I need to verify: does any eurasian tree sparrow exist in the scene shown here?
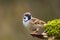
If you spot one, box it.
[23,12,48,38]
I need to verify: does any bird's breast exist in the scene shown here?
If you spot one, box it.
[23,20,34,33]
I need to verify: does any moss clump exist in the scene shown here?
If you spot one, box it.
[45,19,60,39]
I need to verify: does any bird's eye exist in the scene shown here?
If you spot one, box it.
[24,17,26,19]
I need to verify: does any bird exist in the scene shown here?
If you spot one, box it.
[23,12,48,38]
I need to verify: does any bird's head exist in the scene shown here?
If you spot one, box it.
[23,12,32,22]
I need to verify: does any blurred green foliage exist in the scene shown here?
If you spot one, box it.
[45,19,60,39]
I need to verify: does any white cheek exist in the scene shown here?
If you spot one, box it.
[24,16,28,22]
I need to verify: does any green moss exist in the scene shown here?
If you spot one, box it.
[45,19,60,38]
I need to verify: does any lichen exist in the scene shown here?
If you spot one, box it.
[45,19,60,39]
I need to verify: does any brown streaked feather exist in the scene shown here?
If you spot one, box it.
[29,17,46,26]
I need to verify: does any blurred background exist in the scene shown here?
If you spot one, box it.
[0,0,60,40]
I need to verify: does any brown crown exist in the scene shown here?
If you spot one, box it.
[24,12,31,16]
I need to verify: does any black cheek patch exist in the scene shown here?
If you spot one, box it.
[28,15,31,20]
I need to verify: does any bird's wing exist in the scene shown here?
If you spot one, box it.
[29,17,46,27]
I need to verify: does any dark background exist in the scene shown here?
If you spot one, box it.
[0,0,60,40]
